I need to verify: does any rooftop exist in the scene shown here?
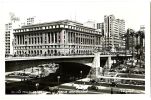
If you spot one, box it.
[22,19,83,28]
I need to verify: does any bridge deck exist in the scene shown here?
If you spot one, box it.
[5,54,132,61]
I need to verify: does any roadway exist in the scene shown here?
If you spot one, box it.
[5,54,132,61]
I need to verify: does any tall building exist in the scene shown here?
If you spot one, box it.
[5,20,20,56]
[13,20,104,56]
[116,19,126,49]
[104,15,125,52]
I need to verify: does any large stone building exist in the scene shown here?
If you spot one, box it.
[13,20,104,56]
[104,15,125,52]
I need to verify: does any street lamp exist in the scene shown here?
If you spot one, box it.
[80,70,82,79]
[57,76,60,88]
[23,69,25,81]
[35,83,39,94]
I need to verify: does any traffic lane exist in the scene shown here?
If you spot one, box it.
[74,81,145,90]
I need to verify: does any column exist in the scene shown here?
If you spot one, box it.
[53,32,55,43]
[20,35,21,44]
[39,34,41,44]
[68,32,70,43]
[51,32,53,43]
[49,32,51,43]
[71,32,73,43]
[74,32,76,44]
[92,52,101,77]
[105,56,112,69]
[56,32,58,43]
[42,33,45,44]
[18,35,20,45]
[33,36,35,44]
[60,30,65,44]
[22,35,24,44]
[23,35,25,44]
[46,33,49,44]
[16,35,18,45]
[57,32,60,43]
[27,34,29,45]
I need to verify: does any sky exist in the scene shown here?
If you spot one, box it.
[0,0,149,31]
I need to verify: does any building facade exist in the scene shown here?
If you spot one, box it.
[5,23,12,55]
[104,15,125,52]
[5,20,21,56]
[96,22,104,34]
[13,20,103,56]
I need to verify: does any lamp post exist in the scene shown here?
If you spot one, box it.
[80,70,83,85]
[80,70,82,79]
[35,83,39,94]
[57,76,60,89]
[23,69,25,81]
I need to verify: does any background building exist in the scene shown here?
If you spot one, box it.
[5,13,20,56]
[104,15,125,52]
[26,16,36,25]
[13,20,104,56]
[96,22,104,34]
[84,20,96,29]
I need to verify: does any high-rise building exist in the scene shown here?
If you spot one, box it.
[13,20,104,56]
[5,20,21,56]
[104,15,125,52]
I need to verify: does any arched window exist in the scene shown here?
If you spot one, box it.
[48,50,50,54]
[28,50,30,54]
[40,50,42,54]
[34,50,36,55]
[51,50,53,54]
[37,50,39,55]
[31,50,33,54]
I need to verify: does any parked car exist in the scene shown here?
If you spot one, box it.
[75,84,88,90]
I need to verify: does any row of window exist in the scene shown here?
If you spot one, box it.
[14,45,99,50]
[15,49,94,56]
[14,24,101,34]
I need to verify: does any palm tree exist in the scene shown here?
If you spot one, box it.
[138,31,145,68]
[135,32,140,63]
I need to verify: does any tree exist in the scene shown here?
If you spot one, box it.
[135,44,141,63]
[138,31,145,68]
[130,31,135,57]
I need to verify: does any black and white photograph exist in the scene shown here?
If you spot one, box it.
[0,0,150,99]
